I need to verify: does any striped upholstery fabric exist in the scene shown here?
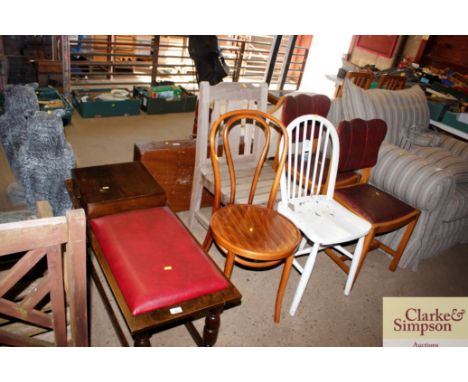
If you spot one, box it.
[341,80,430,146]
[326,93,468,270]
[370,143,458,270]
[411,147,468,184]
[441,184,468,222]
[327,97,344,127]
[439,135,468,161]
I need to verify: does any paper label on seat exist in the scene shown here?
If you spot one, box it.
[169,306,183,314]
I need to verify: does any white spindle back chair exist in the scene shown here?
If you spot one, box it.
[277,115,371,316]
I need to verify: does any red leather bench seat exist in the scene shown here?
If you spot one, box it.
[89,206,229,315]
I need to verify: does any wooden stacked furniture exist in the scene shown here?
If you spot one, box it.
[67,161,241,346]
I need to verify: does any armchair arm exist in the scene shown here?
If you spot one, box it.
[370,143,456,211]
[439,135,468,161]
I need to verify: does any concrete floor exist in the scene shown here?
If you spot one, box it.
[64,111,468,347]
[1,110,467,347]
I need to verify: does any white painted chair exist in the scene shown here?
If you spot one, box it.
[277,114,372,316]
[188,81,271,229]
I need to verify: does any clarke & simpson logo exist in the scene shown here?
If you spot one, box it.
[383,297,468,347]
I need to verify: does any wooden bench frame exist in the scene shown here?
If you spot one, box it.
[0,203,87,346]
[88,213,241,347]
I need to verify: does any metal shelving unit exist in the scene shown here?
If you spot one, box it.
[66,35,309,93]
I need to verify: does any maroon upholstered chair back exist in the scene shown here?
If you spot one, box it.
[337,118,387,173]
[281,94,331,142]
[281,94,331,126]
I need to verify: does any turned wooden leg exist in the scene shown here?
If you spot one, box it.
[203,307,222,346]
[275,255,294,323]
[134,334,151,347]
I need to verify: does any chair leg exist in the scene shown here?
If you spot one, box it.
[223,251,235,279]
[188,170,203,229]
[344,236,365,296]
[350,229,375,290]
[202,227,213,251]
[289,242,320,317]
[275,254,294,323]
[389,217,419,272]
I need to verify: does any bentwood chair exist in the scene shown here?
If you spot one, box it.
[203,109,301,323]
[376,74,406,90]
[277,115,372,316]
[334,119,421,280]
[336,71,374,98]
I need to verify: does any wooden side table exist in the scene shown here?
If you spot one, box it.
[65,161,241,346]
[69,161,167,219]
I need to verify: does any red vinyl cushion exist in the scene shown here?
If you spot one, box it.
[281,94,331,139]
[89,206,229,315]
[337,119,387,173]
[335,184,416,224]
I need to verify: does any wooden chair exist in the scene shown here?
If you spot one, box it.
[277,115,372,316]
[0,202,87,346]
[334,119,421,281]
[271,93,361,188]
[203,110,301,323]
[188,81,269,229]
[376,74,406,90]
[336,71,374,97]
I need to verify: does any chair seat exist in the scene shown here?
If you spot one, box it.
[202,159,278,205]
[89,206,229,315]
[335,184,417,224]
[278,197,371,246]
[210,204,301,261]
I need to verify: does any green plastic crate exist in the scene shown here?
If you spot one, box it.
[141,93,197,114]
[428,100,451,121]
[441,112,468,134]
[36,86,74,126]
[73,88,140,118]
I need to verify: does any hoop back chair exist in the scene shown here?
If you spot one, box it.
[0,203,87,346]
[334,119,421,279]
[277,115,371,316]
[377,74,406,90]
[336,71,374,98]
[188,81,269,229]
[203,109,301,323]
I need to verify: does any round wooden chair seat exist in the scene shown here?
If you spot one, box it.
[210,204,301,264]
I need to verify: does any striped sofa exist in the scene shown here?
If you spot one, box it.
[327,80,468,270]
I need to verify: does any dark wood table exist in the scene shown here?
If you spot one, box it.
[65,161,241,346]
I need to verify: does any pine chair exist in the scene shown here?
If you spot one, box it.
[334,119,421,280]
[336,71,374,97]
[376,74,406,90]
[203,109,301,323]
[188,81,269,229]
[277,115,372,316]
